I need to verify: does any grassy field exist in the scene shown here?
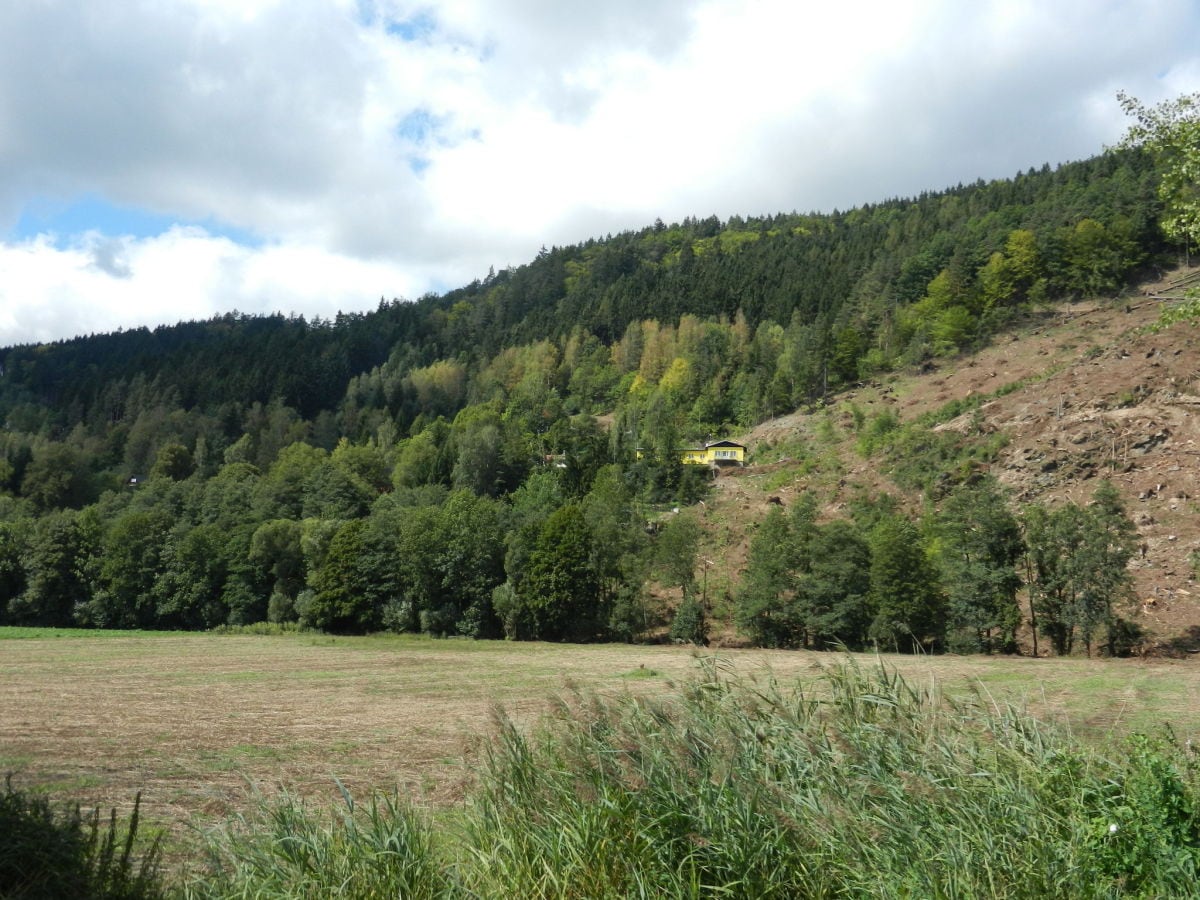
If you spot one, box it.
[3,627,1200,858]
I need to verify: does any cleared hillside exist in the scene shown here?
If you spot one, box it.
[696,266,1200,653]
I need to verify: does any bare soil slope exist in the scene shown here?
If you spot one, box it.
[704,268,1200,652]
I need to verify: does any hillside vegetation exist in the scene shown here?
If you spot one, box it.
[2,95,1200,655]
[707,274,1200,654]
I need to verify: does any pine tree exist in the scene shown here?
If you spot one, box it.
[735,507,803,648]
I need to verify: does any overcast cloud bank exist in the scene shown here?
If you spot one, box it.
[2,0,1198,346]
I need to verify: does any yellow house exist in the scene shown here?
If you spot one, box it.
[688,440,746,466]
[638,440,747,466]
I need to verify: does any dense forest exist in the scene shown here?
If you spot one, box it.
[0,141,1184,653]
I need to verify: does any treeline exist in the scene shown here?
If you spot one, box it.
[0,146,1173,650]
[735,479,1139,657]
[0,413,1145,656]
[0,444,705,642]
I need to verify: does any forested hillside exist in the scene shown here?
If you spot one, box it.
[1,151,1162,436]
[0,135,1192,654]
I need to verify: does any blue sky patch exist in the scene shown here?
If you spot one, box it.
[355,1,438,42]
[397,108,446,174]
[385,9,437,42]
[397,108,440,145]
[12,194,261,247]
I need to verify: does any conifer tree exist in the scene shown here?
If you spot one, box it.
[868,516,945,653]
[735,506,802,648]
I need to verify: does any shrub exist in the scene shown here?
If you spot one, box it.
[668,595,709,646]
[0,777,163,900]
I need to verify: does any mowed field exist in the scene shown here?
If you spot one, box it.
[4,628,1200,852]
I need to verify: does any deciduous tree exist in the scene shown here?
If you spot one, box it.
[1119,91,1200,250]
[735,506,802,648]
[1023,482,1137,656]
[522,504,601,641]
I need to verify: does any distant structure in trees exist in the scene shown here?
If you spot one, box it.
[637,440,746,467]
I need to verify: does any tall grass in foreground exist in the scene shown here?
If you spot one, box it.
[191,783,442,899]
[189,658,1200,898]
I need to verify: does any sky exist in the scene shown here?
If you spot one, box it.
[1,0,1198,347]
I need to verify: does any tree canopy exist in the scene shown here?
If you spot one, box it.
[0,110,1172,654]
[1119,90,1200,250]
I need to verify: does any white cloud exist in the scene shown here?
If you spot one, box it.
[1,0,1198,346]
[0,230,420,345]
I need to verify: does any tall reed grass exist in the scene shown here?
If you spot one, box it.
[190,781,442,899]
[182,657,1200,897]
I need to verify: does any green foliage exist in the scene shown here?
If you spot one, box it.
[148,442,193,482]
[668,594,708,646]
[868,515,946,652]
[0,777,163,900]
[190,661,1200,898]
[854,408,900,456]
[1119,90,1200,247]
[248,519,306,616]
[1084,729,1200,892]
[20,443,93,511]
[0,519,29,623]
[799,519,873,649]
[456,662,1200,897]
[653,511,700,598]
[735,506,801,647]
[867,418,1009,498]
[735,499,929,653]
[932,479,1024,653]
[579,465,650,638]
[1151,293,1200,332]
[1060,217,1144,297]
[1023,481,1138,656]
[978,229,1043,309]
[86,508,173,629]
[303,520,379,633]
[520,504,602,642]
[427,490,506,638]
[9,510,93,628]
[154,523,232,629]
[255,442,327,518]
[191,785,442,900]
[391,424,449,489]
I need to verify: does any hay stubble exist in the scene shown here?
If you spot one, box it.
[3,630,1199,850]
